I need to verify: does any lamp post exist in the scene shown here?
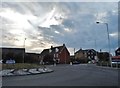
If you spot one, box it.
[23,38,26,48]
[23,38,26,63]
[96,22,112,67]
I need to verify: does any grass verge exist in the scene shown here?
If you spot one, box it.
[2,63,45,70]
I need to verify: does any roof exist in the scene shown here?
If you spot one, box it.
[112,56,120,59]
[0,47,25,50]
[99,52,109,54]
[25,52,40,55]
[115,47,120,51]
[75,49,96,54]
[41,45,67,56]
[41,49,50,55]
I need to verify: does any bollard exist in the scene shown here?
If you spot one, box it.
[54,63,56,66]
[70,62,72,65]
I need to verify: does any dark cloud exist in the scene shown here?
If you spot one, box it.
[1,2,118,54]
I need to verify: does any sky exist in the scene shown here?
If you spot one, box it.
[0,0,119,55]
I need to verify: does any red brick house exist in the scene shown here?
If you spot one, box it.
[40,44,70,64]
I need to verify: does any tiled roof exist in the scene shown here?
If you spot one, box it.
[116,47,120,51]
[112,56,120,59]
[41,46,64,56]
[41,49,50,55]
[75,49,96,54]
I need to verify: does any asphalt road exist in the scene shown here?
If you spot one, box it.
[2,64,119,86]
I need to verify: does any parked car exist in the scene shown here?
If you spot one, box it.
[112,61,120,64]
[72,61,80,64]
[6,59,15,64]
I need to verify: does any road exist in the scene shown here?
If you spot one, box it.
[2,64,119,86]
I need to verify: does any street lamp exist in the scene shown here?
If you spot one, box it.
[23,38,26,48]
[23,38,26,63]
[96,22,112,67]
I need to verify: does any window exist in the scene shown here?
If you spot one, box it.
[117,51,120,53]
[91,56,93,58]
[56,54,58,58]
[55,48,59,52]
[54,54,55,58]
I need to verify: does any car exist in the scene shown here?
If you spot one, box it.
[6,59,15,64]
[88,61,92,64]
[112,61,120,64]
[112,60,120,64]
[72,61,80,64]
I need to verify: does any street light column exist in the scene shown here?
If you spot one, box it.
[105,23,112,67]
[23,38,26,63]
[96,22,112,67]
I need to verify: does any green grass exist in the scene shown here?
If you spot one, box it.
[2,63,45,70]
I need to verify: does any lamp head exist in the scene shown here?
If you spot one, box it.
[96,22,100,24]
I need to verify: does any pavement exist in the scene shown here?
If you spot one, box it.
[2,64,119,86]
[0,67,53,77]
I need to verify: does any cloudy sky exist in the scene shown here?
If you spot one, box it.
[0,0,119,55]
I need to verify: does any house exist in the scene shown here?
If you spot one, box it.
[70,55,75,62]
[25,53,41,64]
[75,48,97,63]
[40,44,70,64]
[75,49,88,63]
[97,52,109,61]
[87,49,97,60]
[115,47,120,56]
[1,47,25,63]
[112,47,120,63]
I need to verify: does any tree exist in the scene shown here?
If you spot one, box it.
[43,54,54,64]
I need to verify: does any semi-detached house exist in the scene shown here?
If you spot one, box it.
[41,44,70,64]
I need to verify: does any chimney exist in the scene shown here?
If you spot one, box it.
[80,48,82,50]
[51,46,53,49]
[63,44,65,47]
